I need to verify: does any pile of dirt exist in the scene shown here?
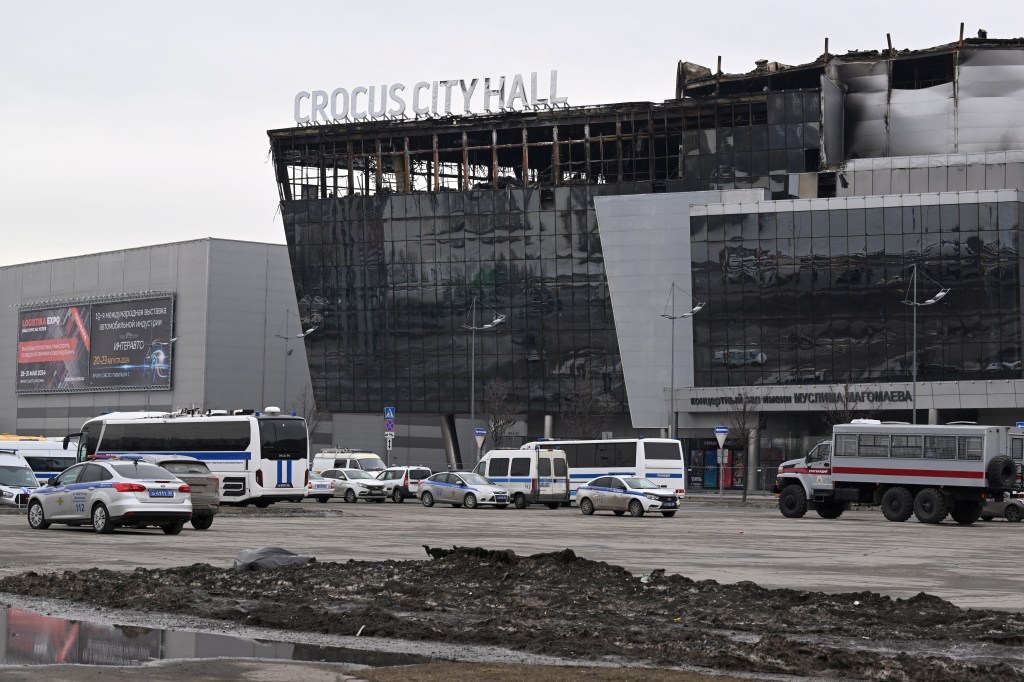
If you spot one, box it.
[2,546,1023,681]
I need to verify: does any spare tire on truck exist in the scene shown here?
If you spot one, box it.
[986,455,1017,489]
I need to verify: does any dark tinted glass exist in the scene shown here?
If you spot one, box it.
[259,419,308,460]
[510,458,531,476]
[488,457,510,477]
[110,463,175,480]
[644,442,682,460]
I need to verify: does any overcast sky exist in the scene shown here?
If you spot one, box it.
[2,2,1020,267]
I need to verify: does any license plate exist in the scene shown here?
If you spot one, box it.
[661,501,677,508]
[149,489,173,498]
[495,496,507,502]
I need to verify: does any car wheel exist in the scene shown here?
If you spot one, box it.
[913,487,948,524]
[612,510,625,516]
[344,489,357,503]
[162,521,184,535]
[1006,505,1023,522]
[880,486,914,522]
[92,503,114,534]
[579,497,595,515]
[628,499,645,517]
[661,511,677,518]
[27,501,49,530]
[464,493,478,509]
[779,484,808,518]
[421,491,434,507]
[514,493,529,509]
[316,496,330,504]
[191,515,214,530]
[392,489,405,503]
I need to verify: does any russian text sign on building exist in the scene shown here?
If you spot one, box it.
[294,71,568,124]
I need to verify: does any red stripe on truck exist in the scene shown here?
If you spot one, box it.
[833,466,985,479]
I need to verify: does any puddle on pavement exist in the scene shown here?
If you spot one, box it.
[0,607,430,667]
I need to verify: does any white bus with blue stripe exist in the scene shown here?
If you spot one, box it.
[519,438,686,500]
[65,408,309,507]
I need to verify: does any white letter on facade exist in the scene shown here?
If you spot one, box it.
[412,81,431,115]
[351,86,368,120]
[506,74,528,109]
[549,70,567,106]
[330,88,349,119]
[294,91,311,124]
[460,78,479,114]
[483,77,505,112]
[388,83,407,117]
[311,90,329,123]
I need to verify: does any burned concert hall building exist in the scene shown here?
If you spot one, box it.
[269,32,1024,484]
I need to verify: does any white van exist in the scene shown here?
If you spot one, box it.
[310,448,386,475]
[473,447,570,509]
[0,437,76,485]
[0,450,40,508]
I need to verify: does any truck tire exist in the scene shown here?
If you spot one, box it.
[986,455,1017,489]
[913,487,948,524]
[815,501,844,519]
[880,487,914,522]
[950,501,982,525]
[778,484,808,518]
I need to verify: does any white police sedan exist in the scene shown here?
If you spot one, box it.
[576,476,681,517]
[27,459,192,534]
[418,471,510,509]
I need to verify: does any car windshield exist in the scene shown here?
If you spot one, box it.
[309,472,324,480]
[622,477,661,489]
[110,463,176,480]
[356,457,385,472]
[346,470,376,479]
[0,465,38,487]
[459,472,493,486]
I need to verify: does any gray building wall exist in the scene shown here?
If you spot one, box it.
[594,189,768,433]
[0,239,312,437]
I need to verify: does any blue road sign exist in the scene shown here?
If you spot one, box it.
[474,427,487,436]
[384,406,396,419]
[714,425,729,434]
[1017,422,1024,429]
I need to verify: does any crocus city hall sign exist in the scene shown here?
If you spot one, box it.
[294,70,568,124]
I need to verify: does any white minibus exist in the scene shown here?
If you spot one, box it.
[519,438,686,499]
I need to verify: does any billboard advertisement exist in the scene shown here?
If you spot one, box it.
[17,295,174,393]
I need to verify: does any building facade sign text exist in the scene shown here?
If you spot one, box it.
[294,70,568,124]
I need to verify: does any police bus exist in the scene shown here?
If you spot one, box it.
[64,408,309,507]
[0,435,76,485]
[519,438,686,499]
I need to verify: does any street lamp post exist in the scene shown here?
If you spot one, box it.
[275,308,317,410]
[659,283,706,438]
[462,294,505,460]
[901,264,950,425]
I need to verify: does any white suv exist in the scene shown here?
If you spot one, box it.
[377,466,432,503]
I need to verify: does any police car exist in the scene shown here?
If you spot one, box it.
[0,451,39,508]
[576,476,680,517]
[27,458,192,534]
[418,471,510,509]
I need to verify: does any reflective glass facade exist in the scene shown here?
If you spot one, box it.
[284,186,631,415]
[691,199,1023,387]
